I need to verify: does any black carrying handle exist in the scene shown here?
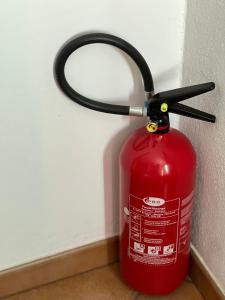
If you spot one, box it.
[54,33,154,115]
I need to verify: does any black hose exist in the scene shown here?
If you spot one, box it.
[54,33,154,115]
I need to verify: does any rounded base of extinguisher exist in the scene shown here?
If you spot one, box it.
[120,255,189,295]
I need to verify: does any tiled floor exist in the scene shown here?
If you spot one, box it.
[6,263,203,300]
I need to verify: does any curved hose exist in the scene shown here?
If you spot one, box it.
[54,33,154,115]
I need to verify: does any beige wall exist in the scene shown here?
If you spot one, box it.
[181,0,225,293]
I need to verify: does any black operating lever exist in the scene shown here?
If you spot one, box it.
[148,82,216,123]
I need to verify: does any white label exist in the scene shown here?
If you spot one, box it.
[129,194,180,265]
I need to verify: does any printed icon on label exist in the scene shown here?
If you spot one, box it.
[163,244,174,255]
[134,242,145,253]
[148,246,161,256]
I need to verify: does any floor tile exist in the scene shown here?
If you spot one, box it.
[5,263,203,300]
[5,264,136,300]
[137,281,203,300]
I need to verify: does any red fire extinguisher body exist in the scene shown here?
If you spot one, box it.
[120,127,196,295]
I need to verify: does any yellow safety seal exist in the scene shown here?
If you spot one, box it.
[146,122,158,133]
[161,102,168,112]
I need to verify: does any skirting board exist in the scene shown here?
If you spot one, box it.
[190,246,225,300]
[0,237,119,299]
[0,237,223,299]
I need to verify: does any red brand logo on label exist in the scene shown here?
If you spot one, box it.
[143,197,165,207]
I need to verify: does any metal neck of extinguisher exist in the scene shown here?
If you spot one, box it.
[54,33,216,134]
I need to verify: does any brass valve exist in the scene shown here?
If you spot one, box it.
[146,122,158,133]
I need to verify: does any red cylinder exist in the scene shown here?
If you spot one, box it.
[119,127,196,295]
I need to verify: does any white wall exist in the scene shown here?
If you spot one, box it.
[0,0,185,270]
[181,0,225,293]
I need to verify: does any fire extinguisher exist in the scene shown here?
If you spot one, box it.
[54,33,216,295]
